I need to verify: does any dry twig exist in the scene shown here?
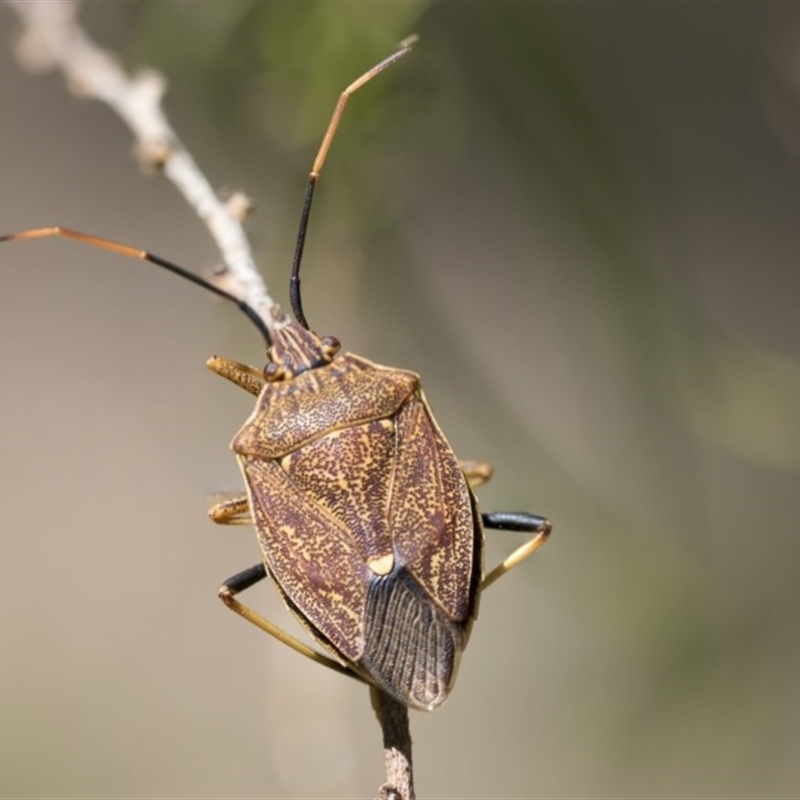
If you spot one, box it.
[372,688,415,800]
[5,0,283,330]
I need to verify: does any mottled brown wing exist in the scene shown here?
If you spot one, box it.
[389,393,480,624]
[356,392,481,709]
[278,421,395,565]
[240,456,369,662]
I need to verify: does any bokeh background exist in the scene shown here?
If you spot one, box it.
[2,2,800,798]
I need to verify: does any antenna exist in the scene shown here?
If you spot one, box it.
[289,35,418,329]
[0,227,273,346]
[1,37,418,344]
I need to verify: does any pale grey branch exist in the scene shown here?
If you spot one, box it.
[372,688,415,800]
[4,0,284,330]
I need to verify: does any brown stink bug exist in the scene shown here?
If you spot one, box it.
[1,37,550,710]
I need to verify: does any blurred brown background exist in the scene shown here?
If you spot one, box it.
[1,2,799,798]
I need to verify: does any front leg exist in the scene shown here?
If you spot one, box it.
[206,355,265,396]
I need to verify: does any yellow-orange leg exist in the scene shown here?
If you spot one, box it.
[461,459,494,490]
[208,495,252,526]
[206,355,264,397]
[208,494,365,681]
[481,512,551,591]
[217,563,363,682]
[461,460,550,587]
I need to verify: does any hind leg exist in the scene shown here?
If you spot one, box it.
[481,511,551,590]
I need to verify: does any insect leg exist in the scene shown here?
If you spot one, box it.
[206,356,264,397]
[219,564,365,682]
[480,512,551,591]
[208,495,252,526]
[460,459,494,489]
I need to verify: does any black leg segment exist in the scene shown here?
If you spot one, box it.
[217,561,358,678]
[221,562,267,596]
[482,511,550,533]
[481,511,552,590]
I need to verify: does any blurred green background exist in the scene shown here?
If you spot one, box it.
[1,1,799,798]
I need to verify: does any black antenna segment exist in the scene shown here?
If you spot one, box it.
[0,227,273,346]
[289,34,418,329]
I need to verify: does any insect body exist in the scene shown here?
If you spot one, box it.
[215,323,481,709]
[2,38,551,711]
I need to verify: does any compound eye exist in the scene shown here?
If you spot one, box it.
[263,361,285,382]
[321,335,341,357]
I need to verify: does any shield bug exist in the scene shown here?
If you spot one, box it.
[2,37,550,711]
